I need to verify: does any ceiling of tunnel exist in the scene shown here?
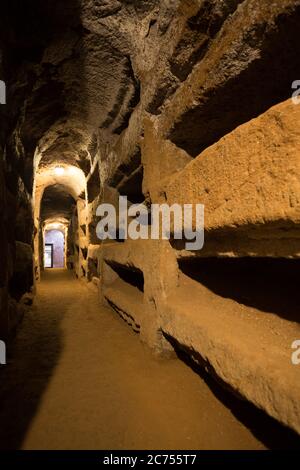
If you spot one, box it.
[35,121,92,175]
[34,164,86,204]
[40,184,76,222]
[1,0,159,188]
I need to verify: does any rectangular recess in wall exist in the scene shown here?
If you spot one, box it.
[103,260,144,333]
[117,165,144,204]
[160,255,300,436]
[109,148,141,188]
[177,257,300,323]
[104,260,144,292]
[87,163,100,203]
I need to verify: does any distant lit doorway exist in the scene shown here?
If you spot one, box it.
[44,230,65,268]
[44,244,53,268]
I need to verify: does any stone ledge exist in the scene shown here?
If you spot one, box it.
[160,273,300,434]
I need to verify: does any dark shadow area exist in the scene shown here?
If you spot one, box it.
[178,257,300,323]
[168,5,300,157]
[8,269,33,302]
[112,56,141,135]
[107,148,145,205]
[87,164,101,203]
[106,298,141,333]
[81,247,88,260]
[0,271,67,450]
[147,0,244,114]
[105,260,144,292]
[87,257,98,281]
[109,148,141,187]
[117,165,144,204]
[41,185,76,222]
[0,0,83,192]
[163,333,300,450]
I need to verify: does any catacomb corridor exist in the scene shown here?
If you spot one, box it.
[0,0,300,453]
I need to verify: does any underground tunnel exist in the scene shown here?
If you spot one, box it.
[0,0,300,457]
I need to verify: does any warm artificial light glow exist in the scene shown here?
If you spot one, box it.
[45,222,66,231]
[68,166,78,175]
[54,166,65,176]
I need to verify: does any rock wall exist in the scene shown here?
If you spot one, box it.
[0,22,34,342]
[92,0,300,434]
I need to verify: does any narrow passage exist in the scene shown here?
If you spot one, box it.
[0,270,294,450]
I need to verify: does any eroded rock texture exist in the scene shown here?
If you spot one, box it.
[1,0,300,436]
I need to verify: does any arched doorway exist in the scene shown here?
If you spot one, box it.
[44,229,65,268]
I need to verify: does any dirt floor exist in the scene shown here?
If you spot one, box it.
[0,269,298,450]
